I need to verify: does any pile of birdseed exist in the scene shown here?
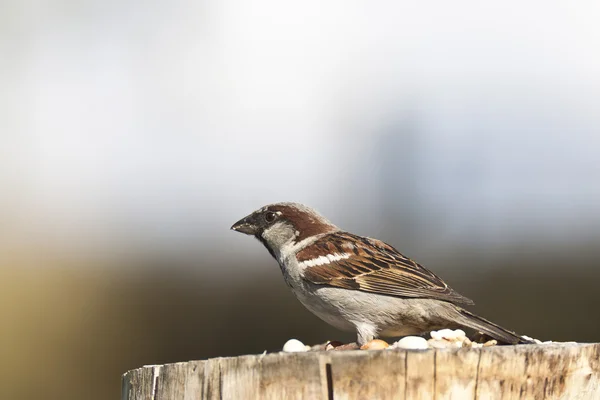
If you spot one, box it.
[281,330,556,353]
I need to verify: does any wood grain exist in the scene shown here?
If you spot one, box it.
[122,343,600,400]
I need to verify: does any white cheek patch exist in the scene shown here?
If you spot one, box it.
[262,221,290,239]
[298,253,351,268]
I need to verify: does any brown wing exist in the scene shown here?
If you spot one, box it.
[297,232,474,306]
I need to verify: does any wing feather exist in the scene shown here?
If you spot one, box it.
[298,232,474,306]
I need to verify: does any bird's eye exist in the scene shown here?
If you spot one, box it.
[264,211,277,223]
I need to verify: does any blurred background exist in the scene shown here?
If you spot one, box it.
[1,1,600,399]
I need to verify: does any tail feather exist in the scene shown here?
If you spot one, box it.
[457,309,534,345]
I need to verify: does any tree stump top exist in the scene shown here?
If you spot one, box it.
[122,342,600,400]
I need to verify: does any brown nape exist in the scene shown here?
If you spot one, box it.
[269,204,338,242]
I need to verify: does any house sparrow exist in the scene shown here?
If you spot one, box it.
[231,202,532,346]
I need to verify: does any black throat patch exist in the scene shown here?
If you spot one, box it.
[256,234,277,260]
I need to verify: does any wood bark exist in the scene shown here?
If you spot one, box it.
[122,343,600,400]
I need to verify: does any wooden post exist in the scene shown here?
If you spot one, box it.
[122,343,599,400]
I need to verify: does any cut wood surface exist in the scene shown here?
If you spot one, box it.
[122,343,599,400]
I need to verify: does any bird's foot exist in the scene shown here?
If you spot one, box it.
[304,341,352,351]
[332,342,360,351]
[320,341,359,351]
[311,339,390,351]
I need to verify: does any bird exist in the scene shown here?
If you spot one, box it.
[231,202,532,347]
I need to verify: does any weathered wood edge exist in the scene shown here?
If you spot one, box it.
[122,343,600,400]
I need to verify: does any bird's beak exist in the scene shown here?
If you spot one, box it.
[231,214,259,235]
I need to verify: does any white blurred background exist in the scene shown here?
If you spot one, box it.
[1,1,599,399]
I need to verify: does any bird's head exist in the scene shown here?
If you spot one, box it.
[231,202,339,257]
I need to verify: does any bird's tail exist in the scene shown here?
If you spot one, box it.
[457,308,534,345]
